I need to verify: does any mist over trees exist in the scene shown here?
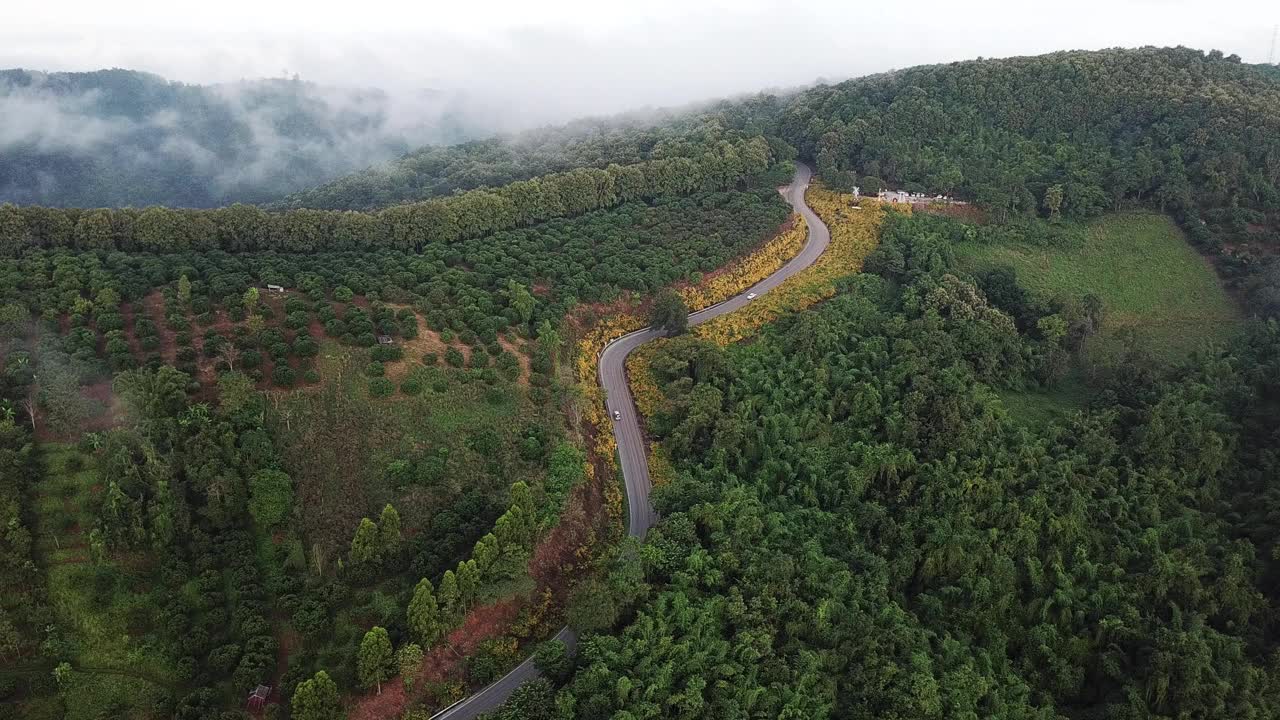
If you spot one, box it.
[275,111,765,211]
[0,68,504,208]
[4,42,1280,720]
[0,136,774,253]
[275,46,1280,315]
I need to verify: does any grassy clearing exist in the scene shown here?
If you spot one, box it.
[272,341,561,555]
[994,367,1091,428]
[954,212,1243,362]
[28,445,177,720]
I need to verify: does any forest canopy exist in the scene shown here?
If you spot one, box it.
[5,44,1280,720]
[0,137,774,255]
[551,210,1280,719]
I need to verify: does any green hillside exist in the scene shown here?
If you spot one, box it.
[955,212,1243,362]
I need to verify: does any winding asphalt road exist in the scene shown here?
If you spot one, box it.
[431,162,829,720]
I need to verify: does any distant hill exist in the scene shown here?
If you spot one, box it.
[1254,62,1280,82]
[273,103,744,211]
[0,68,501,208]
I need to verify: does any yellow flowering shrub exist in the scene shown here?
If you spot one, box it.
[678,214,807,309]
[647,445,678,487]
[624,342,665,420]
[572,312,646,522]
[694,187,890,346]
[622,215,808,424]
[568,209,834,517]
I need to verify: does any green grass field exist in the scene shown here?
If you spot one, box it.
[26,446,178,720]
[271,341,561,556]
[955,212,1243,427]
[955,212,1243,363]
[994,368,1092,428]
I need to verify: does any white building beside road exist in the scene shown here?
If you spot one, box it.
[876,189,965,205]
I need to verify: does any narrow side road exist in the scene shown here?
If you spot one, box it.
[431,162,829,720]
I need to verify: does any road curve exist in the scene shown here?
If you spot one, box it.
[431,162,828,720]
[598,162,826,538]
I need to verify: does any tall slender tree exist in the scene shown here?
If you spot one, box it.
[358,627,394,695]
[408,578,443,646]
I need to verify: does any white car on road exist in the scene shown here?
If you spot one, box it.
[613,410,622,421]
[746,292,757,300]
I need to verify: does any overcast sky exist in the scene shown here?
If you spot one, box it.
[4,0,1278,123]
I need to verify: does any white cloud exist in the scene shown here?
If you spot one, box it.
[2,0,1276,125]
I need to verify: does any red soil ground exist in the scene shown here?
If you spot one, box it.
[142,291,178,366]
[120,302,144,357]
[345,596,522,720]
[344,448,611,718]
[33,378,121,443]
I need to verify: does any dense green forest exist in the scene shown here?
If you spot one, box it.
[1252,62,1280,83]
[0,69,496,208]
[752,48,1280,312]
[4,45,1280,720]
[542,210,1280,719]
[0,137,790,717]
[288,47,1280,314]
[0,136,774,255]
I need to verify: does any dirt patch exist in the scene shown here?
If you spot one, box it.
[529,486,600,596]
[446,597,522,657]
[267,625,301,707]
[345,596,523,720]
[120,303,143,359]
[81,379,112,405]
[192,311,237,398]
[915,202,986,223]
[382,305,473,383]
[143,291,177,366]
[496,336,531,385]
[82,379,124,427]
[309,316,328,341]
[256,353,276,391]
[33,378,121,443]
[261,292,287,318]
[210,310,235,336]
[567,296,648,338]
[346,679,407,720]
[185,313,217,388]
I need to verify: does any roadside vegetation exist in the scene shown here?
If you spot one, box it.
[546,208,1280,719]
[0,132,792,717]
